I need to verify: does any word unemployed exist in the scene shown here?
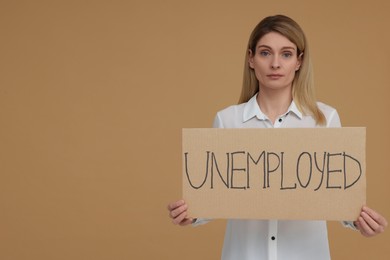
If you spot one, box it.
[184,150,362,191]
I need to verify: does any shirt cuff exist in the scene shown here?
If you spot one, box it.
[342,221,359,231]
[192,218,212,227]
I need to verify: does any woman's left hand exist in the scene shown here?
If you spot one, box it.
[354,206,388,237]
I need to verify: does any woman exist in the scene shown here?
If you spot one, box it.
[168,15,387,259]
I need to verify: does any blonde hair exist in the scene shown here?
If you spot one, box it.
[238,15,326,125]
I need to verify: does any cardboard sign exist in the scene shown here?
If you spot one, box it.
[182,128,366,221]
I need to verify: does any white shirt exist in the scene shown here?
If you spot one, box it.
[194,94,354,260]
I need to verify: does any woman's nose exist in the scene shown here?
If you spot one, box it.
[271,57,281,69]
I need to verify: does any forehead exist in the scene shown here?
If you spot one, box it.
[256,32,297,50]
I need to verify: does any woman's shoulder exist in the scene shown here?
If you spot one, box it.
[316,101,338,116]
[316,101,341,127]
[216,102,246,116]
[213,102,247,128]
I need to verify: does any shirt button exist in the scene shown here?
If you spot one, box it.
[278,118,282,122]
[271,236,276,240]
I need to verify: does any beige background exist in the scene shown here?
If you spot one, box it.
[0,1,389,259]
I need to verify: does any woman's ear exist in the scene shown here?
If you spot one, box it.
[248,49,254,69]
[296,52,303,71]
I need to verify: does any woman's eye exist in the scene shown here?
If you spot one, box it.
[282,52,293,58]
[259,51,270,56]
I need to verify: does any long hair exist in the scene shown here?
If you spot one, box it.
[238,15,326,125]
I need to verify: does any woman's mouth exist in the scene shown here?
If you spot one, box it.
[267,74,283,79]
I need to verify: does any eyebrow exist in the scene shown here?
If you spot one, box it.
[257,45,296,51]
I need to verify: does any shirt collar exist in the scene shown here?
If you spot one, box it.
[242,93,303,122]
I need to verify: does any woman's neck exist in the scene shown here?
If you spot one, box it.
[257,87,292,124]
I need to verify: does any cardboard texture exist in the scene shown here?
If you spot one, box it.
[182,128,366,221]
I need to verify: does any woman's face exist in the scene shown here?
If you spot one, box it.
[249,32,302,92]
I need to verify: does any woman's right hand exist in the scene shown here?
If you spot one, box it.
[167,200,195,226]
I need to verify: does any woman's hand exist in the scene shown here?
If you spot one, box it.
[354,206,388,237]
[167,200,194,226]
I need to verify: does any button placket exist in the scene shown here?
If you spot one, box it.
[268,220,278,260]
